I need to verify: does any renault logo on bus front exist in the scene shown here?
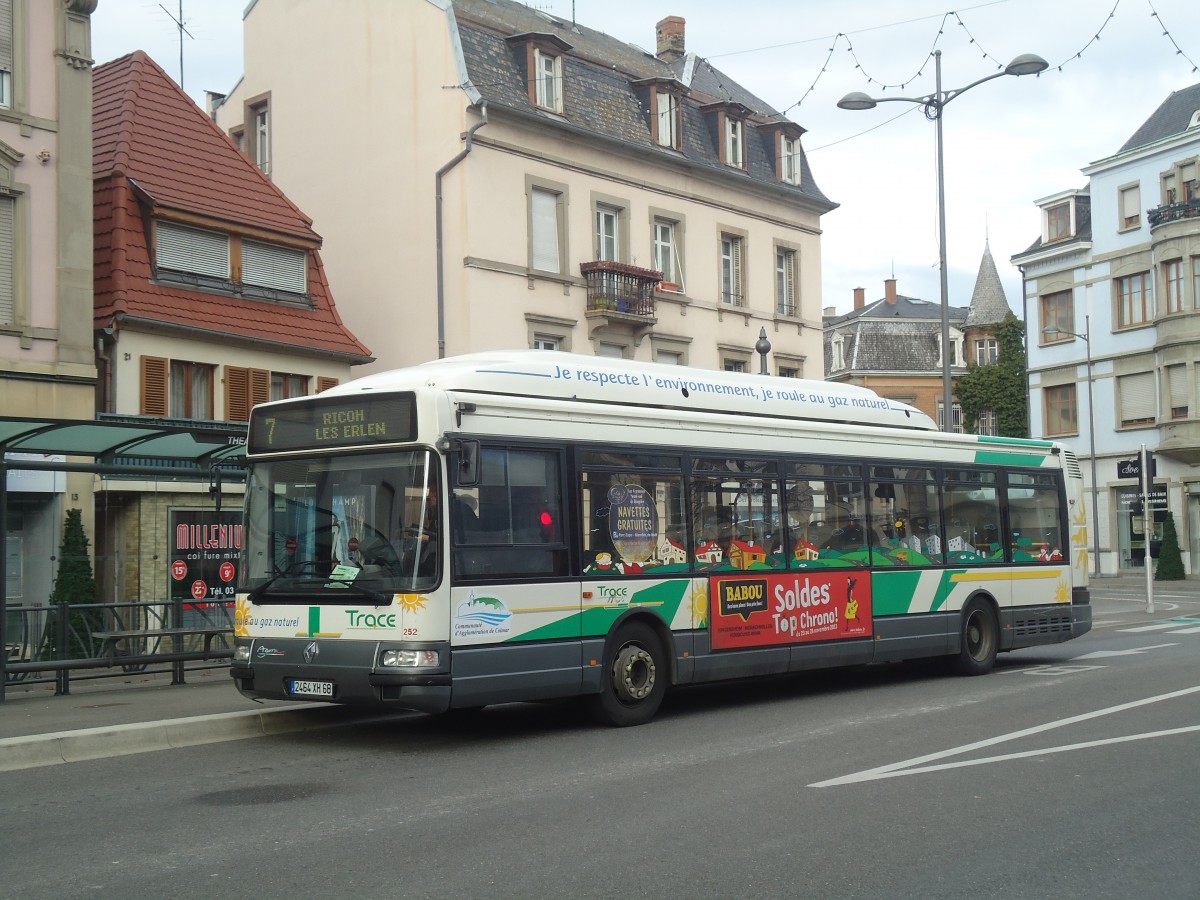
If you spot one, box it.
[303,641,319,664]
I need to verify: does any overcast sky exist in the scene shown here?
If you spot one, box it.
[92,0,1200,317]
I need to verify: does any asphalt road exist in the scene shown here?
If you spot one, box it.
[3,587,1198,900]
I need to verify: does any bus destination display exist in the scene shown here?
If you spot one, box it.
[248,394,415,453]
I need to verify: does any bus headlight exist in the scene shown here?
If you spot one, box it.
[380,649,441,668]
[233,645,252,664]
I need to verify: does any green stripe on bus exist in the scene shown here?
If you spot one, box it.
[873,569,965,615]
[872,570,922,616]
[972,451,1046,467]
[308,606,320,636]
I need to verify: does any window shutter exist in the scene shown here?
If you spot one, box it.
[531,189,560,272]
[1121,186,1140,220]
[225,366,248,421]
[1182,162,1197,184]
[1168,365,1188,408]
[317,376,339,393]
[1119,372,1155,424]
[0,0,13,73]
[732,238,743,304]
[0,195,13,325]
[242,240,307,293]
[225,366,271,421]
[141,356,169,417]
[156,221,230,279]
[249,368,270,408]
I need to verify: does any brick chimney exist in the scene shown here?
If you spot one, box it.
[884,278,897,305]
[853,287,865,310]
[656,16,686,63]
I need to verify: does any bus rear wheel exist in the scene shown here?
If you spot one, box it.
[590,622,666,727]
[953,597,998,676]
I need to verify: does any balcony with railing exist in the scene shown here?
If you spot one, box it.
[580,260,662,317]
[1148,197,1200,229]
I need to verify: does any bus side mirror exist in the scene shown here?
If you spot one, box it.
[456,440,479,486]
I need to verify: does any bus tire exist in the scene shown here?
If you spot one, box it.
[590,622,667,727]
[953,597,998,676]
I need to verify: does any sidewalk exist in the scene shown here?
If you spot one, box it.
[0,669,380,772]
[2,573,1196,772]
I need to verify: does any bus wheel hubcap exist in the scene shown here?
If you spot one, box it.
[615,645,655,702]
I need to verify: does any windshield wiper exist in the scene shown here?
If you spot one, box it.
[247,560,327,602]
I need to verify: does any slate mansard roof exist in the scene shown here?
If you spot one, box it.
[1119,81,1200,153]
[823,294,970,377]
[93,51,372,362]
[448,0,835,212]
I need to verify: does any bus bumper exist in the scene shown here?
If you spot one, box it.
[230,637,452,714]
[1072,602,1093,638]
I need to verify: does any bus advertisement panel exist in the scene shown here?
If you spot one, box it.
[711,571,871,649]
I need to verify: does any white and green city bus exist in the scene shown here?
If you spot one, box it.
[231,351,1092,726]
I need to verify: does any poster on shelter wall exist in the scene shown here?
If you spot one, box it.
[169,510,243,617]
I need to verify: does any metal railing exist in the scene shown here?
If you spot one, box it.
[1148,198,1200,228]
[580,260,661,317]
[3,599,234,697]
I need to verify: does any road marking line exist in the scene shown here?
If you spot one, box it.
[1118,623,1187,632]
[812,726,1200,785]
[1168,626,1200,634]
[1074,643,1178,659]
[810,683,1200,788]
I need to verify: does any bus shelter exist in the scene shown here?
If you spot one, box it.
[1,416,247,699]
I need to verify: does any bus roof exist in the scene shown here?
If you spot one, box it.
[324,351,939,432]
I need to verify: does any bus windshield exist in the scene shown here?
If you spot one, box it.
[240,449,439,599]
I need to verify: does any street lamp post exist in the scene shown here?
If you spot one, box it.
[838,50,1048,433]
[1044,316,1101,578]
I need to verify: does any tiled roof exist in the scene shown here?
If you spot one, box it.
[93,51,371,361]
[823,294,968,377]
[450,0,834,211]
[964,244,1012,327]
[1119,81,1200,153]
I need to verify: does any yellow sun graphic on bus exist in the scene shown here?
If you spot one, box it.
[234,595,251,637]
[1054,579,1070,603]
[690,580,709,628]
[395,593,429,613]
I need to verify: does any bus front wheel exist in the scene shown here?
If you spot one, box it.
[590,622,667,727]
[953,597,998,676]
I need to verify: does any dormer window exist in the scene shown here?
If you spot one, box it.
[534,48,562,112]
[507,33,573,115]
[655,89,680,149]
[703,102,753,171]
[633,77,686,151]
[831,333,845,371]
[725,118,744,168]
[780,134,800,185]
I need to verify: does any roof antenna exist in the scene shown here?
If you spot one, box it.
[158,2,194,90]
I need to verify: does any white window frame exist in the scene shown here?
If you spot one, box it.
[595,205,619,262]
[534,48,562,113]
[0,0,12,111]
[720,235,743,306]
[533,334,561,351]
[776,248,796,316]
[725,117,744,168]
[1165,259,1184,314]
[781,135,800,185]
[975,337,998,365]
[655,90,678,149]
[253,105,270,175]
[654,219,676,284]
[936,400,965,435]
